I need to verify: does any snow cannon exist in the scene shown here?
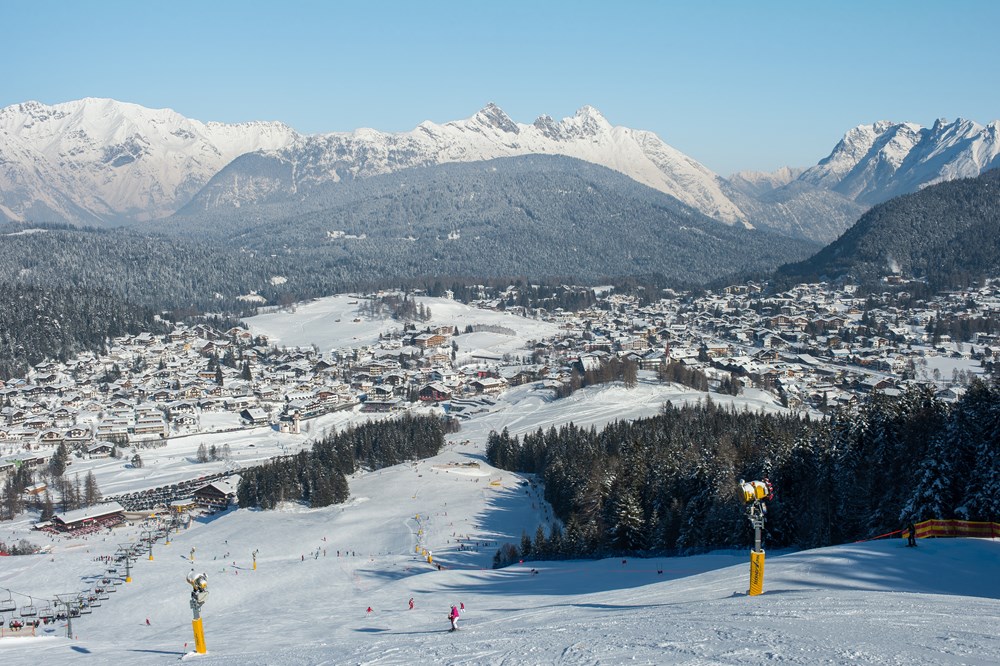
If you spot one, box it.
[187,571,208,595]
[738,479,772,597]
[739,479,773,505]
[186,571,209,654]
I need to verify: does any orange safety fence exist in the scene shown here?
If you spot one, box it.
[908,519,1000,540]
[0,624,37,638]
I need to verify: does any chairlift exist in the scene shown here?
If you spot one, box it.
[38,604,54,621]
[69,606,80,618]
[91,597,102,607]
[0,591,15,614]
[79,604,93,615]
[111,577,122,586]
[105,585,116,594]
[20,604,37,618]
[98,590,109,600]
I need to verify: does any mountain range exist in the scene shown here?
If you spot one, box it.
[3,98,1000,243]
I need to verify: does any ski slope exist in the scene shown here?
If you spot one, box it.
[2,431,998,665]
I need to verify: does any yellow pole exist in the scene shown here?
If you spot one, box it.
[125,575,132,583]
[253,559,257,571]
[192,617,207,654]
[749,550,765,596]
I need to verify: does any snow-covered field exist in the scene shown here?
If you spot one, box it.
[244,295,562,359]
[2,297,997,664]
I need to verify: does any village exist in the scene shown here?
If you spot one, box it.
[1,276,997,519]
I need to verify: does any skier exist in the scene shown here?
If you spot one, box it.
[145,618,151,626]
[906,522,918,547]
[408,598,415,610]
[448,604,460,631]
[366,606,373,616]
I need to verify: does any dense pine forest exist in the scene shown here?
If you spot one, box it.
[0,280,167,379]
[777,168,1000,291]
[236,415,451,510]
[487,381,1000,566]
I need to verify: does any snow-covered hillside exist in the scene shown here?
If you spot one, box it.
[1,298,998,664]
[1,405,997,664]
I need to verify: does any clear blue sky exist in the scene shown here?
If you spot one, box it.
[3,0,999,175]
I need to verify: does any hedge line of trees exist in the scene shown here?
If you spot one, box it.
[487,380,1000,565]
[237,415,450,510]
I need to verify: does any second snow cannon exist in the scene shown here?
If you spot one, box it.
[739,479,773,505]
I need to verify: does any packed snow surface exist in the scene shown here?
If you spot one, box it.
[2,299,998,664]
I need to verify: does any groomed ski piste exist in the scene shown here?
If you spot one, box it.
[1,295,998,664]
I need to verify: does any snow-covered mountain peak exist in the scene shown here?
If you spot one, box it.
[555,105,612,139]
[797,116,1000,206]
[471,102,519,134]
[531,113,560,139]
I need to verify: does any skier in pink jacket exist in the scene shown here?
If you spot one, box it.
[448,604,460,631]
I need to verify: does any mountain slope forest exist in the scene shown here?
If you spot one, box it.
[165,155,820,285]
[777,168,1000,289]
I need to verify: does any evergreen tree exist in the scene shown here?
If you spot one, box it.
[49,442,69,478]
[84,471,102,506]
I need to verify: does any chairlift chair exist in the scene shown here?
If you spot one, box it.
[105,585,116,594]
[0,592,15,613]
[20,604,37,618]
[98,590,109,600]
[79,604,93,615]
[69,606,80,618]
[38,603,55,621]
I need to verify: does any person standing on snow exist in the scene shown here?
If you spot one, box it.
[448,604,461,631]
[408,598,415,610]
